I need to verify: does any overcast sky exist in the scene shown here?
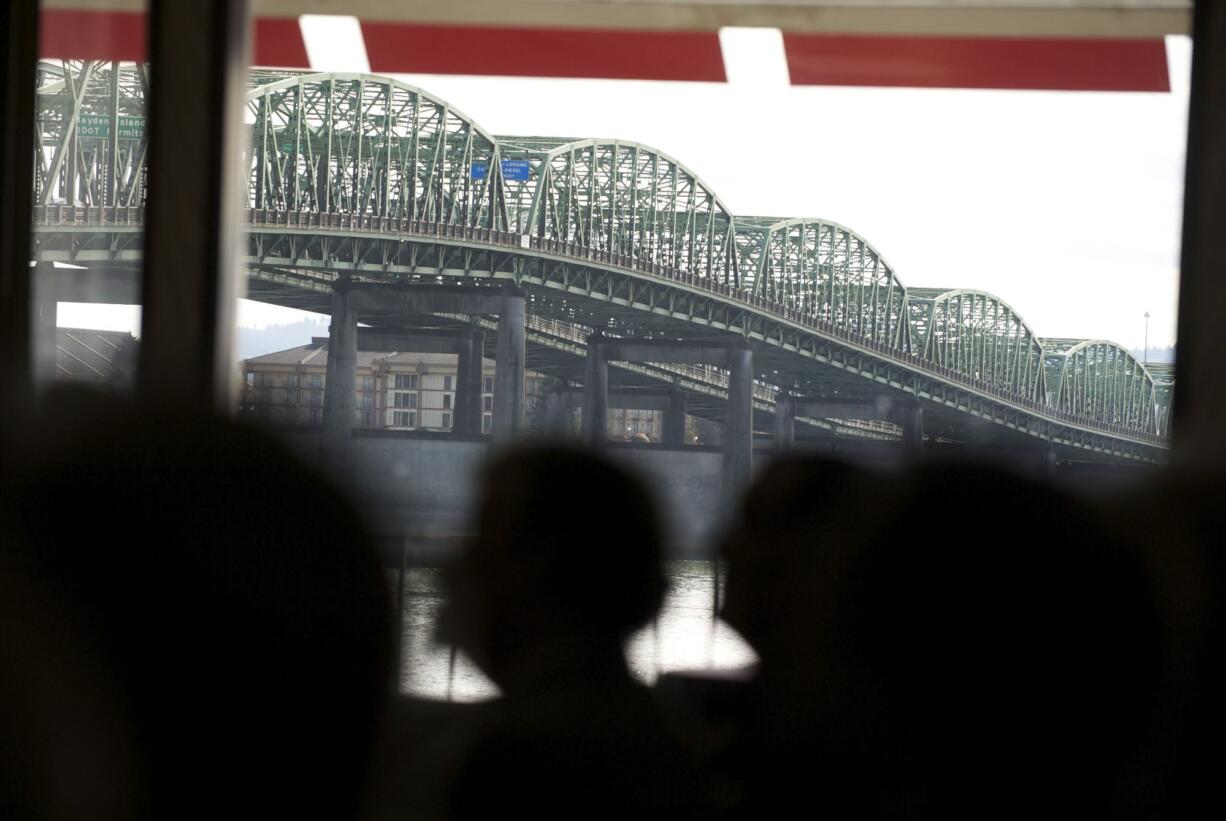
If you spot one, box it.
[60,22,1191,352]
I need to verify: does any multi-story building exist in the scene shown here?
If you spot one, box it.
[241,338,546,433]
[606,407,663,442]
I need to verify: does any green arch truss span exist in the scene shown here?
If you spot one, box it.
[1042,339,1163,435]
[734,217,909,350]
[31,64,1175,442]
[245,71,502,227]
[34,61,150,208]
[498,136,737,283]
[908,288,1046,404]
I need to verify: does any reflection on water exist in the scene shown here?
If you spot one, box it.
[394,560,758,701]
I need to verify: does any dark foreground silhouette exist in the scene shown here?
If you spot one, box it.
[434,445,702,818]
[717,458,1168,820]
[5,394,1218,820]
[1,388,394,820]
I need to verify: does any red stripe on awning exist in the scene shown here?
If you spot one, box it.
[362,22,726,82]
[40,10,308,68]
[254,18,310,69]
[41,9,146,62]
[783,34,1170,92]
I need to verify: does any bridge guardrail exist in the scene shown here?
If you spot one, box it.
[33,205,1168,447]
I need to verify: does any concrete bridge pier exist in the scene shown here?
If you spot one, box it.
[581,339,609,446]
[29,261,60,388]
[773,394,796,451]
[542,386,578,435]
[453,329,485,436]
[322,280,357,435]
[723,346,755,503]
[492,293,525,443]
[664,388,688,446]
[899,404,925,460]
[581,336,753,500]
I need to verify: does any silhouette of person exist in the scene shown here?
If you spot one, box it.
[434,445,701,818]
[712,456,898,817]
[719,458,1165,820]
[2,387,394,820]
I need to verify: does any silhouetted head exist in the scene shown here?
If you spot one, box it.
[438,445,667,692]
[4,387,394,819]
[720,456,895,669]
[809,464,1164,819]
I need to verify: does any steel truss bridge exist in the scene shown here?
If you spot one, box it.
[30,62,1173,462]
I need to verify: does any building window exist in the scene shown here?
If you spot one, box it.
[311,374,323,388]
[286,373,298,387]
[483,396,493,412]
[360,376,373,391]
[313,391,323,407]
[361,394,372,409]
[394,373,418,390]
[442,411,452,430]
[393,410,411,427]
[482,414,492,433]
[245,371,254,386]
[393,392,417,409]
[483,376,494,393]
[443,394,451,410]
[443,374,453,391]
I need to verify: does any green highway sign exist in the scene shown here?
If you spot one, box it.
[78,114,145,140]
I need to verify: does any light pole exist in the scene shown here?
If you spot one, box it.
[1144,312,1151,365]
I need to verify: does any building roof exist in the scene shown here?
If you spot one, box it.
[56,327,137,383]
[243,342,494,369]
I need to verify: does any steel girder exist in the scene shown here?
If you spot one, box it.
[908,288,1046,403]
[1147,363,1175,436]
[1042,338,1161,434]
[733,217,909,351]
[498,136,737,284]
[28,65,1172,459]
[34,61,149,209]
[245,71,503,228]
[235,216,1165,460]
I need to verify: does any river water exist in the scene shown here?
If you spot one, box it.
[395,560,758,700]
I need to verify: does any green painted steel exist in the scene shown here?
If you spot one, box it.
[1147,363,1175,437]
[244,71,502,227]
[34,61,149,208]
[498,137,736,284]
[908,288,1046,404]
[1042,338,1161,435]
[29,63,1173,452]
[734,217,909,350]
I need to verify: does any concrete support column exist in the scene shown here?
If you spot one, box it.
[492,293,525,442]
[773,394,795,452]
[1040,447,1057,484]
[581,340,609,447]
[454,329,484,435]
[663,390,688,446]
[322,282,357,435]
[31,292,57,389]
[543,389,573,436]
[723,346,754,501]
[901,405,924,460]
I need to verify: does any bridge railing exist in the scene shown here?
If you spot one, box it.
[34,205,1168,446]
[33,204,144,226]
